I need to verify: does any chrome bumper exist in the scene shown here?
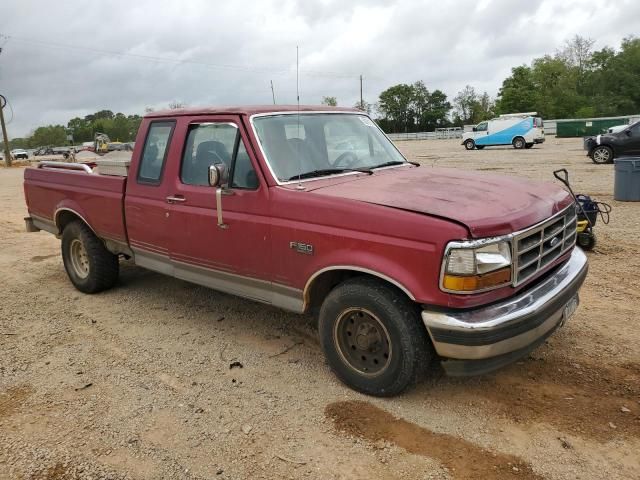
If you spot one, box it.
[422,248,588,376]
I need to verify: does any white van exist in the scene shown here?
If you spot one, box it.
[462,112,545,150]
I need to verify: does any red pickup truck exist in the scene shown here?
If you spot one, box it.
[24,105,588,396]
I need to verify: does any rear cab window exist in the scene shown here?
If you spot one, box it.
[137,121,175,184]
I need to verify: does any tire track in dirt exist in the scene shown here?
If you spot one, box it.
[326,400,543,480]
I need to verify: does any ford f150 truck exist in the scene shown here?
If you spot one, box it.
[23,106,588,396]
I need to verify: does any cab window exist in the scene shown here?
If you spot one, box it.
[181,123,258,189]
[476,122,488,132]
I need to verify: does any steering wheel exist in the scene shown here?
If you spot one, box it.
[334,151,359,168]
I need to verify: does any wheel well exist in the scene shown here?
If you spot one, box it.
[305,269,414,314]
[56,210,86,234]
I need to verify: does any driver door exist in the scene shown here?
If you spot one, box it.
[166,117,272,302]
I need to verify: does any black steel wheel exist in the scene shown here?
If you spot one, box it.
[334,308,392,376]
[319,277,432,396]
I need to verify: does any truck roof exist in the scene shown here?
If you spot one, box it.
[145,105,358,118]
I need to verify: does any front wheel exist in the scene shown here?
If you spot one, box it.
[318,277,432,396]
[464,139,476,150]
[512,137,525,149]
[591,145,613,164]
[61,221,119,293]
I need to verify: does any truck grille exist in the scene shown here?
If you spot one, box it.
[513,206,577,285]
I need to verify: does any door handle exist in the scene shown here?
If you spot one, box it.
[166,195,186,204]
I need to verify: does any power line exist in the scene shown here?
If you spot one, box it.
[1,33,365,80]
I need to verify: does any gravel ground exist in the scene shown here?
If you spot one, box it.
[1,137,639,479]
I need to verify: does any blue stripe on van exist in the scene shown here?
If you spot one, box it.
[475,118,532,146]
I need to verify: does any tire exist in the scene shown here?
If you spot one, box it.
[590,145,613,164]
[577,232,596,251]
[318,277,432,397]
[476,145,485,150]
[512,137,525,149]
[464,139,475,150]
[525,143,534,149]
[61,221,119,293]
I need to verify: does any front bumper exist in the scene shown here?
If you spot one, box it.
[422,248,588,376]
[534,138,545,144]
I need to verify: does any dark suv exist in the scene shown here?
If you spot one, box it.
[585,120,640,164]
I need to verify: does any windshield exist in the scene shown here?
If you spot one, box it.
[252,113,407,182]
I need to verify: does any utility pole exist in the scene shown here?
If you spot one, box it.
[0,95,11,167]
[359,75,363,109]
[270,80,276,105]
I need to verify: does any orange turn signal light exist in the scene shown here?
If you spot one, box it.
[443,267,511,292]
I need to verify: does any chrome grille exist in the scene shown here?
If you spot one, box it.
[513,206,577,285]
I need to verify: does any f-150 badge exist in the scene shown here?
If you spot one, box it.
[290,241,314,255]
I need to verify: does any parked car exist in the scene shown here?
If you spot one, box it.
[585,120,640,164]
[11,148,29,159]
[607,124,629,134]
[23,105,588,396]
[33,146,52,156]
[462,113,545,150]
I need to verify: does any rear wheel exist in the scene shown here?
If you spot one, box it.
[464,139,476,150]
[318,277,432,396]
[61,221,119,293]
[591,145,613,164]
[512,137,526,149]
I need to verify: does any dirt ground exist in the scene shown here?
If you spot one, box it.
[1,138,639,480]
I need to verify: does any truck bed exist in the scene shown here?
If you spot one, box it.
[24,163,128,245]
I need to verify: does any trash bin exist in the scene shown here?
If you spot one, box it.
[614,157,640,201]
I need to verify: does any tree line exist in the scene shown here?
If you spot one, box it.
[3,35,639,148]
[6,110,143,150]
[347,35,640,132]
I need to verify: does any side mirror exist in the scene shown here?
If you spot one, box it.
[208,164,222,187]
[472,127,477,132]
[625,129,632,136]
[209,163,229,187]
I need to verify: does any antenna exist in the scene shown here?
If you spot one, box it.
[295,45,304,190]
[270,80,276,104]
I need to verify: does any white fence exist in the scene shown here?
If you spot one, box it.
[387,127,463,141]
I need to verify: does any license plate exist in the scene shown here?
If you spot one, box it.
[562,295,579,324]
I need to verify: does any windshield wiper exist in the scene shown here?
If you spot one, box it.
[286,168,373,181]
[371,160,419,169]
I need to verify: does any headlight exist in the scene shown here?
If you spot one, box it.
[441,240,512,293]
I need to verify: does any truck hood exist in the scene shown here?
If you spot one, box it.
[306,166,573,238]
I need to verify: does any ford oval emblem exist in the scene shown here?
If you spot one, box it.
[550,236,560,248]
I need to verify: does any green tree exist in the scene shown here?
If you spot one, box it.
[377,84,415,132]
[321,96,338,106]
[29,125,67,147]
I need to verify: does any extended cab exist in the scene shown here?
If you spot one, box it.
[23,106,588,396]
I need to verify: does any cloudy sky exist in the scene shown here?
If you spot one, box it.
[1,0,639,137]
